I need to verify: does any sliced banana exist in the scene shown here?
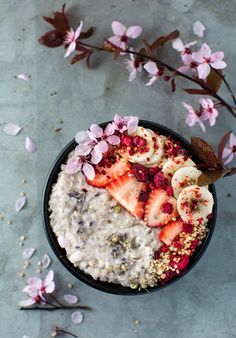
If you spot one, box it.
[143,130,164,167]
[171,166,202,198]
[127,127,155,164]
[162,156,196,180]
[177,185,214,223]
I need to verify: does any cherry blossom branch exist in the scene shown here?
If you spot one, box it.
[19,305,92,311]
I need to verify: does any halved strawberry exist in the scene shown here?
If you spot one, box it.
[144,189,179,227]
[159,219,184,246]
[106,173,147,219]
[87,158,131,188]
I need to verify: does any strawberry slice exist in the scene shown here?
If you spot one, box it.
[144,189,179,227]
[87,158,131,188]
[106,173,147,219]
[159,220,184,246]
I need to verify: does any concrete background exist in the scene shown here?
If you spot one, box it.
[0,0,236,337]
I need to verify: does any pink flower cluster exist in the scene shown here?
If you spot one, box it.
[182,98,219,132]
[65,114,138,180]
[19,270,55,307]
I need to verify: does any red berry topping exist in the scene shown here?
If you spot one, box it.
[154,172,168,190]
[182,222,193,234]
[170,254,189,270]
[160,244,168,253]
[148,166,159,177]
[173,241,183,250]
[206,213,213,220]
[121,135,133,146]
[129,148,135,156]
[154,250,161,260]
[138,189,149,202]
[190,238,199,252]
[132,164,150,182]
[166,186,174,196]
[162,202,173,214]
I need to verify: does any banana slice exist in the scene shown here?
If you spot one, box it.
[143,130,164,167]
[171,166,202,198]
[177,185,214,223]
[162,156,196,180]
[123,127,155,164]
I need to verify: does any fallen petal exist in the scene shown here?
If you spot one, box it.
[63,294,78,304]
[15,196,27,212]
[58,235,70,248]
[3,123,22,136]
[25,137,37,153]
[71,311,84,324]
[42,254,51,269]
[17,74,31,81]
[193,21,206,38]
[22,248,36,260]
[22,336,33,338]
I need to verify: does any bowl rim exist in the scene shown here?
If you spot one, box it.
[42,120,217,295]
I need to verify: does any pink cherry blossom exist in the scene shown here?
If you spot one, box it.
[65,156,95,180]
[192,43,227,79]
[144,62,163,86]
[64,21,83,58]
[199,98,219,126]
[182,102,206,133]
[124,52,142,81]
[108,21,142,50]
[19,271,55,307]
[112,114,139,135]
[172,38,197,74]
[222,132,236,165]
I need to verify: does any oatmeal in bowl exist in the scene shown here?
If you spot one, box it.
[43,115,217,294]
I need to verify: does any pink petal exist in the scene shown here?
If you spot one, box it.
[223,152,234,165]
[44,270,54,285]
[198,120,206,133]
[211,60,227,70]
[75,144,92,156]
[17,74,31,81]
[42,254,51,269]
[181,53,194,65]
[22,248,36,260]
[63,294,78,304]
[90,148,102,164]
[25,137,36,153]
[19,298,35,307]
[23,285,35,295]
[208,115,216,126]
[182,102,195,114]
[96,140,108,153]
[75,131,90,144]
[145,75,158,86]
[197,63,210,79]
[58,235,70,248]
[90,124,103,138]
[177,65,190,74]
[199,98,208,109]
[126,26,142,39]
[65,157,82,174]
[107,135,120,145]
[82,163,95,180]
[127,116,139,135]
[28,277,42,289]
[129,68,137,81]
[45,281,55,294]
[185,40,197,48]
[3,123,22,136]
[64,41,76,58]
[111,21,126,36]
[144,61,157,75]
[15,196,27,212]
[75,21,83,39]
[172,38,184,52]
[222,147,232,159]
[210,51,224,62]
[192,51,204,64]
[185,113,197,127]
[229,133,236,148]
[108,36,122,48]
[193,21,206,37]
[200,43,212,58]
[71,311,84,324]
[104,123,115,136]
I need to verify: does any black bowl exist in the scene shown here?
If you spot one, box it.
[42,120,217,295]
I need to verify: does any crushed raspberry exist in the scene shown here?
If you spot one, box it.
[129,148,135,156]
[160,270,176,284]
[132,136,147,146]
[207,213,213,220]
[166,186,174,196]
[182,223,193,234]
[161,244,168,253]
[138,190,149,202]
[149,183,155,190]
[154,250,161,260]
[148,166,159,177]
[154,172,168,190]
[190,238,199,252]
[162,202,173,214]
[121,135,133,146]
[133,164,150,182]
[176,255,189,270]
[173,241,183,250]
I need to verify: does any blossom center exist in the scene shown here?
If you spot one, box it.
[232,145,236,153]
[204,57,211,64]
[184,48,191,55]
[134,60,140,69]
[121,35,128,42]
[34,295,41,303]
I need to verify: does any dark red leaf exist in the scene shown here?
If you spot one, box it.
[205,68,222,93]
[42,4,70,36]
[75,43,90,52]
[217,130,232,163]
[86,52,92,68]
[191,137,221,169]
[142,39,152,55]
[70,52,88,64]
[223,167,236,177]
[183,88,209,95]
[171,78,176,92]
[150,30,180,51]
[197,169,223,186]
[80,27,95,40]
[38,30,64,48]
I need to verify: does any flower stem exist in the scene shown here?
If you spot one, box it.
[57,328,78,337]
[19,305,92,311]
[44,300,59,308]
[49,294,64,307]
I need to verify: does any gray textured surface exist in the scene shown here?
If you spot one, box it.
[0,0,236,337]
